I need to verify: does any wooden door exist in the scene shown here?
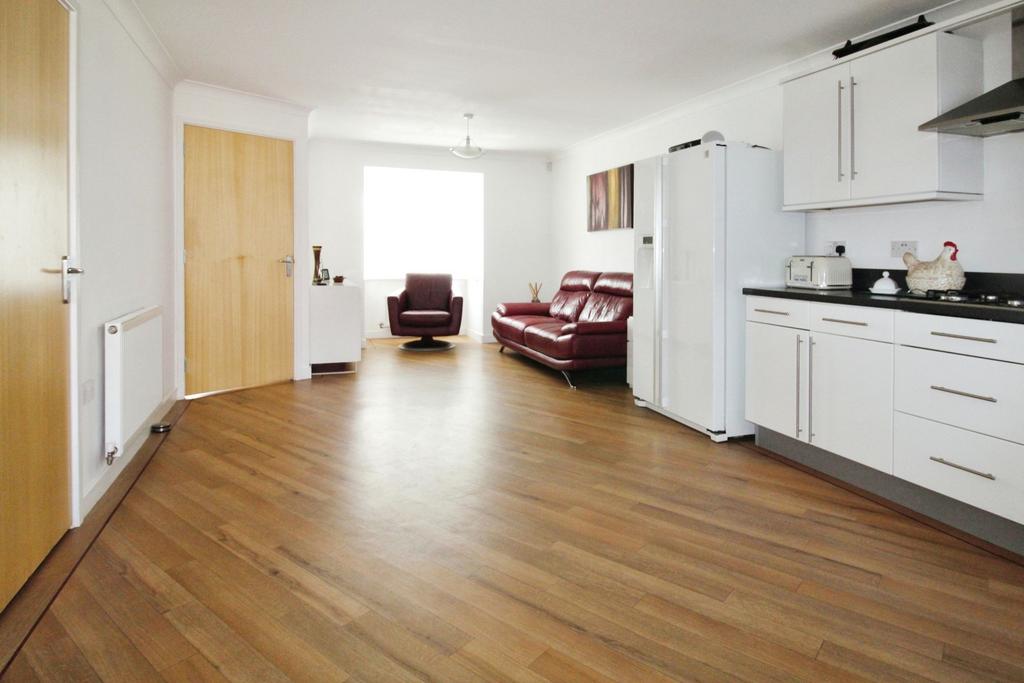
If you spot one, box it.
[782,63,851,207]
[744,322,808,442]
[809,332,893,473]
[184,126,294,396]
[0,0,70,611]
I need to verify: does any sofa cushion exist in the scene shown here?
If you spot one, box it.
[559,270,601,292]
[399,310,451,326]
[579,292,633,323]
[523,322,626,360]
[593,272,633,297]
[405,273,452,310]
[549,290,590,322]
[492,313,558,345]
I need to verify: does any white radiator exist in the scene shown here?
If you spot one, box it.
[104,306,163,464]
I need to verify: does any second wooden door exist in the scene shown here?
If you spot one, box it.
[0,0,71,611]
[184,125,294,396]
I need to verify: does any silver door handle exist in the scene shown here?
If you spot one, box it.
[930,331,997,344]
[754,308,789,316]
[821,317,868,326]
[795,335,803,436]
[808,338,815,441]
[837,80,845,182]
[850,77,857,179]
[278,255,294,277]
[930,385,997,403]
[929,457,995,480]
[61,256,84,304]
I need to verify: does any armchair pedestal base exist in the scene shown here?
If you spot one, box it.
[400,336,455,352]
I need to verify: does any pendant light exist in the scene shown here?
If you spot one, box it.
[449,113,484,159]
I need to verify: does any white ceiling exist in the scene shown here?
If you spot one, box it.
[135,0,941,152]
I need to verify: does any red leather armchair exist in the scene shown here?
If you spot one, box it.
[491,271,632,387]
[388,273,463,350]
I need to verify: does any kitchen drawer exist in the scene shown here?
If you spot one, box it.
[895,345,1024,445]
[746,296,809,329]
[810,303,894,342]
[894,412,1024,525]
[896,311,1024,364]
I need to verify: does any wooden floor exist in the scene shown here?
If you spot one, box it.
[5,338,1024,682]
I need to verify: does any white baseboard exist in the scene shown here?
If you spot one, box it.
[79,391,176,520]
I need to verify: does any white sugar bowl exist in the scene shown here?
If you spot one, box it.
[870,271,901,295]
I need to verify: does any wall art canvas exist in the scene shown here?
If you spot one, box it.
[587,163,633,231]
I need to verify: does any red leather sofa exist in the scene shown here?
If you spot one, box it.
[491,271,632,387]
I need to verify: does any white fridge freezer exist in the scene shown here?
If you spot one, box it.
[632,142,804,440]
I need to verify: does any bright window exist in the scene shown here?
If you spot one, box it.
[363,166,483,280]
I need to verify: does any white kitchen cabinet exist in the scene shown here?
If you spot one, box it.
[745,322,808,441]
[783,31,982,210]
[809,333,894,473]
[782,63,850,207]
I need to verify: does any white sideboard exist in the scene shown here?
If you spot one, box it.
[745,295,1024,526]
[310,284,362,367]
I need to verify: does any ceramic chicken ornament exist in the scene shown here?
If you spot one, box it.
[903,241,966,293]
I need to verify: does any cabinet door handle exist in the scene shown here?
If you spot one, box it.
[929,457,995,480]
[755,308,790,316]
[930,331,997,344]
[930,385,997,403]
[849,77,857,179]
[795,335,803,436]
[808,338,815,441]
[821,317,868,327]
[837,80,845,182]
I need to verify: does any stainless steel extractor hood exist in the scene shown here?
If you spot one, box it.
[919,8,1024,136]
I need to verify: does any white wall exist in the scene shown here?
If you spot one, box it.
[75,0,176,519]
[308,139,552,341]
[549,2,1023,277]
[172,81,312,388]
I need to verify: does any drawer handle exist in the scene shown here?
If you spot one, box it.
[930,331,997,344]
[821,317,868,327]
[929,457,996,481]
[755,308,790,316]
[930,385,997,403]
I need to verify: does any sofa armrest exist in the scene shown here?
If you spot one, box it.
[561,320,627,335]
[497,302,550,316]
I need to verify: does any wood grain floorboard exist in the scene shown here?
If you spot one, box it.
[4,338,1023,681]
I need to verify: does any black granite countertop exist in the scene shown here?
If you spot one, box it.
[742,287,1024,325]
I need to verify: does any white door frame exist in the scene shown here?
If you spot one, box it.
[57,0,82,527]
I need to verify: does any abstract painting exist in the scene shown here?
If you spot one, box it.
[587,163,633,231]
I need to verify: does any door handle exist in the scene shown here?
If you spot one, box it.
[837,80,845,183]
[62,256,85,304]
[930,385,997,403]
[849,77,857,179]
[278,255,294,278]
[795,335,803,437]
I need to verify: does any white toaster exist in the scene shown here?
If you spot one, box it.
[786,255,853,289]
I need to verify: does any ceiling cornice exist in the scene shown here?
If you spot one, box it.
[100,0,182,88]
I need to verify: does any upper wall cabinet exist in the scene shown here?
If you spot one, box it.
[783,32,983,211]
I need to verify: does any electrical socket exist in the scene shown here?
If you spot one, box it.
[891,240,918,259]
[825,241,846,255]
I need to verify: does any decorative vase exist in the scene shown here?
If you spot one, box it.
[528,282,542,303]
[312,245,322,284]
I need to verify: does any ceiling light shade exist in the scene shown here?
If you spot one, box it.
[449,113,484,159]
